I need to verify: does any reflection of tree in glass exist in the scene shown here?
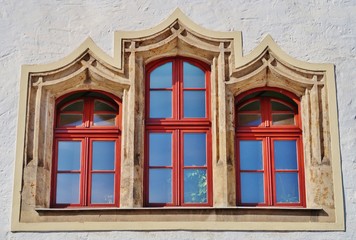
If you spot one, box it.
[184,169,207,203]
[105,194,114,204]
[276,174,299,203]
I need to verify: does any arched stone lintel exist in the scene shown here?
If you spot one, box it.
[115,8,240,68]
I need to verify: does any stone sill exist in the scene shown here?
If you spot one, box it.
[36,206,323,211]
[21,206,334,231]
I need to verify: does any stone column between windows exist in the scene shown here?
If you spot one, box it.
[212,43,235,207]
[120,42,145,207]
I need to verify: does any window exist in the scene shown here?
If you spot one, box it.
[51,91,121,207]
[145,58,212,206]
[235,88,305,207]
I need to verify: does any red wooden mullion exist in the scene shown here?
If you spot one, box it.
[266,136,273,206]
[82,137,89,206]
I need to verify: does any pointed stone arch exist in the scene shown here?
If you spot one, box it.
[17,40,131,218]
[224,34,343,228]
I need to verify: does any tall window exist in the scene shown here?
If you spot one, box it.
[51,91,121,207]
[145,58,212,206]
[235,89,305,207]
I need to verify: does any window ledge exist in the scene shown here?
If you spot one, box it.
[35,206,323,212]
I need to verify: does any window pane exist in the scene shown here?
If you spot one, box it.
[150,62,172,88]
[240,173,264,204]
[150,91,172,118]
[62,100,84,112]
[238,114,261,126]
[239,101,260,111]
[183,90,205,118]
[183,62,205,88]
[274,140,297,170]
[239,140,263,170]
[56,173,80,204]
[184,169,207,203]
[149,133,172,166]
[272,114,295,125]
[92,141,115,170]
[57,141,81,171]
[149,169,172,203]
[94,100,117,112]
[93,114,116,126]
[184,133,206,166]
[271,101,293,111]
[276,172,299,203]
[59,114,83,127]
[91,173,114,204]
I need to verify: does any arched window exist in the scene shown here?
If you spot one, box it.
[145,58,212,206]
[235,88,305,207]
[51,91,121,207]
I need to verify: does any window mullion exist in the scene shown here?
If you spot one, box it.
[82,137,90,206]
[265,137,273,206]
[176,129,181,206]
[176,59,182,120]
[263,98,270,127]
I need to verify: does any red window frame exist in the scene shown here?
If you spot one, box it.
[235,87,306,207]
[51,91,121,208]
[144,57,212,207]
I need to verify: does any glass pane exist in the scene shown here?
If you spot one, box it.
[239,140,263,170]
[183,90,205,118]
[239,101,260,111]
[56,173,80,204]
[91,173,114,204]
[274,140,297,170]
[57,141,81,171]
[184,169,207,203]
[272,114,295,125]
[94,100,117,112]
[240,173,264,204]
[149,169,172,203]
[183,62,205,88]
[93,114,116,126]
[59,114,83,127]
[276,172,299,203]
[150,91,172,118]
[150,62,172,88]
[62,100,84,112]
[92,141,115,170]
[149,133,172,166]
[238,114,261,126]
[184,133,206,166]
[271,101,293,111]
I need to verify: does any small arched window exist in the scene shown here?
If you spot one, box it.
[52,91,121,207]
[235,89,305,207]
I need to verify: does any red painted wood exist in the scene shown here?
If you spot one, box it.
[235,88,306,207]
[51,91,121,208]
[145,58,212,207]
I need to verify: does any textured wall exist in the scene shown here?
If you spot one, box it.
[0,0,355,239]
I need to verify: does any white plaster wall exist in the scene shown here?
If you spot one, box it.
[0,0,355,239]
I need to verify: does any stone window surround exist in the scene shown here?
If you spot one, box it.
[11,9,344,231]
